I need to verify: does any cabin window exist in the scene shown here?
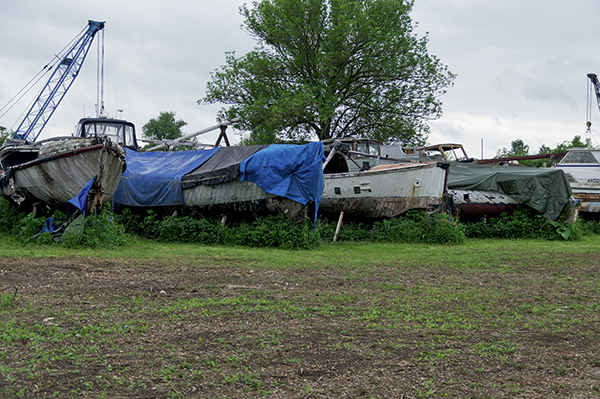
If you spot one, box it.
[369,143,379,156]
[562,151,600,164]
[80,121,137,150]
[353,186,361,194]
[334,187,341,195]
[356,143,367,154]
[124,125,136,148]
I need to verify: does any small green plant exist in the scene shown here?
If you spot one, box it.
[0,288,17,311]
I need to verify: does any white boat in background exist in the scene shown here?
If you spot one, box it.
[321,161,449,218]
[557,148,600,213]
[321,140,449,218]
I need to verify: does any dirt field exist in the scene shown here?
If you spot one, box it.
[2,252,600,398]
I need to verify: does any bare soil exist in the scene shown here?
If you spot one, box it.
[2,255,600,398]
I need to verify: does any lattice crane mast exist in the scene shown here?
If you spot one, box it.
[12,20,105,142]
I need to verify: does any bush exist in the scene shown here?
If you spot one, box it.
[62,206,132,249]
[118,210,322,250]
[317,210,465,245]
[461,206,582,241]
[0,198,131,248]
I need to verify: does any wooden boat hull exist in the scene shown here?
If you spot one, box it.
[1,138,126,209]
[181,177,308,221]
[321,162,448,218]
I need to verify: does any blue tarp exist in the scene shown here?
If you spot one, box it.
[113,147,220,206]
[113,143,325,216]
[68,177,94,214]
[240,142,325,222]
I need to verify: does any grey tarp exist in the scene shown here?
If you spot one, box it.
[447,163,573,220]
[181,145,268,188]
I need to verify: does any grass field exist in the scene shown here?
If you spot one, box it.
[1,235,600,398]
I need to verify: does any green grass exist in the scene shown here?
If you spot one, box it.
[1,234,600,397]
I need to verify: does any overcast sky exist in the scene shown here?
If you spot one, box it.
[1,0,599,158]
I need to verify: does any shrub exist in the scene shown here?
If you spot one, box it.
[0,198,131,248]
[118,210,322,250]
[461,206,582,241]
[317,210,465,245]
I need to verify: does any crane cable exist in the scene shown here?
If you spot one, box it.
[0,25,89,130]
[587,77,592,131]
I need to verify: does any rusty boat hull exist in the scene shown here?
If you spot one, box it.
[448,189,522,220]
[321,161,449,219]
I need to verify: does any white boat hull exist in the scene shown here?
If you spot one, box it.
[321,162,448,218]
[557,149,600,213]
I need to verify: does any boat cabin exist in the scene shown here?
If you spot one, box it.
[406,143,472,162]
[558,148,600,165]
[74,117,139,151]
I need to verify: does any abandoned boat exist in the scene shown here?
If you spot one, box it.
[0,119,128,211]
[319,140,449,219]
[556,148,600,214]
[112,142,325,222]
[446,159,573,221]
[0,21,129,213]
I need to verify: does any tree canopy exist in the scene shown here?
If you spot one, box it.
[496,138,530,158]
[494,135,597,167]
[539,135,594,154]
[142,112,187,141]
[200,0,455,145]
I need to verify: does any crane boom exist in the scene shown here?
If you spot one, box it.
[12,20,105,142]
[588,73,600,114]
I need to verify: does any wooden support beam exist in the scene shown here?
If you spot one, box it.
[333,211,344,243]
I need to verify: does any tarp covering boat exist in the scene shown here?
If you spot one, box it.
[181,145,268,188]
[113,143,325,212]
[113,148,220,206]
[447,163,573,220]
[240,142,325,208]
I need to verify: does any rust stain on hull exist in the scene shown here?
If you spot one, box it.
[320,196,443,218]
[572,192,600,213]
[182,177,309,221]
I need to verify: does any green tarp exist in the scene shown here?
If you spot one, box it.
[447,163,573,220]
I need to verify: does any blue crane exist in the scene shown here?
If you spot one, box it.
[12,20,105,142]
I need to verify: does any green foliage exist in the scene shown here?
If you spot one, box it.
[461,207,582,241]
[0,198,131,249]
[0,288,17,311]
[318,210,465,245]
[494,135,595,167]
[0,126,10,146]
[62,207,132,249]
[540,135,594,154]
[578,218,600,236]
[496,138,529,158]
[117,210,322,249]
[0,198,29,235]
[141,111,188,150]
[201,0,454,145]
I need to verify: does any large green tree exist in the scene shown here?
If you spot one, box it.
[200,0,455,145]
[142,111,187,141]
